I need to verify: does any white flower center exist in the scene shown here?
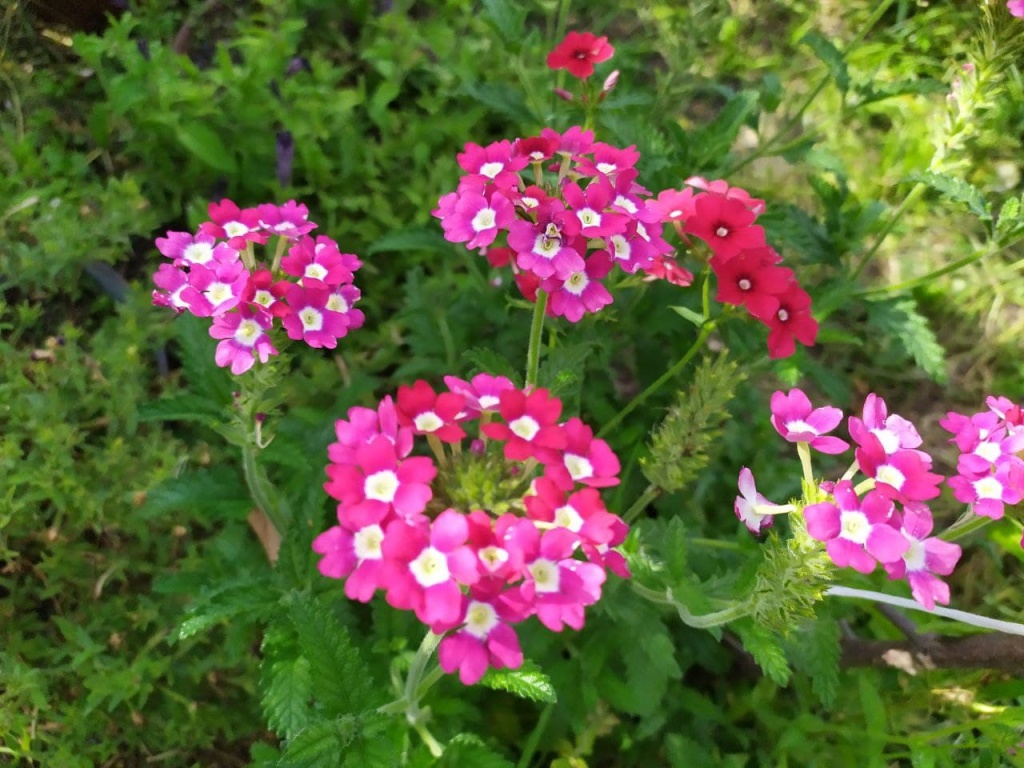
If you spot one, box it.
[974,476,1004,500]
[183,241,214,265]
[872,428,900,454]
[529,558,560,593]
[635,222,650,241]
[839,510,871,544]
[353,524,384,560]
[409,546,450,587]
[668,209,683,219]
[564,453,593,480]
[304,263,328,281]
[300,307,323,332]
[610,235,630,259]
[205,282,233,305]
[521,196,540,209]
[715,226,729,238]
[784,419,817,435]
[613,195,637,213]
[464,600,499,639]
[479,161,504,179]
[564,272,588,295]
[875,465,906,491]
[509,415,540,441]
[471,207,497,232]
[326,293,349,312]
[252,289,274,308]
[596,162,616,174]
[478,545,508,572]
[553,504,584,532]
[234,319,260,346]
[223,221,249,238]
[903,538,925,571]
[534,234,560,257]
[577,208,601,228]
[478,395,500,410]
[777,308,790,322]
[364,470,399,502]
[414,411,444,433]
[975,441,1002,463]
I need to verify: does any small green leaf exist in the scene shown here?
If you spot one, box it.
[462,81,537,126]
[800,31,849,94]
[175,123,237,174]
[734,619,790,685]
[137,393,224,425]
[866,298,947,383]
[691,90,758,166]
[461,347,521,385]
[367,227,451,256]
[908,171,990,221]
[177,576,279,640]
[438,734,515,768]
[669,305,706,327]
[480,0,528,47]
[480,660,556,703]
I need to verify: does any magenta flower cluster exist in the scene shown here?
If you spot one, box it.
[152,200,364,374]
[432,132,816,358]
[738,389,1024,610]
[312,376,629,685]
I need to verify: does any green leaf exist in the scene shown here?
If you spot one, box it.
[690,90,758,166]
[139,466,251,521]
[260,626,315,741]
[733,619,790,685]
[759,204,835,264]
[479,660,556,703]
[786,618,841,708]
[537,342,591,404]
[620,620,681,716]
[907,171,990,221]
[137,393,224,425]
[278,718,346,768]
[437,734,515,768]
[670,305,706,327]
[175,314,234,406]
[480,0,528,47]
[366,227,452,256]
[461,81,537,126]
[854,78,946,107]
[995,195,1024,242]
[285,592,379,716]
[177,576,279,640]
[461,347,521,385]
[800,31,849,94]
[175,123,237,174]
[866,298,947,383]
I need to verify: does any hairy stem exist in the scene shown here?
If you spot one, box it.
[525,289,549,388]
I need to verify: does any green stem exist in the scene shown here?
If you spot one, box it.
[598,321,715,438]
[632,583,750,628]
[940,508,994,542]
[796,442,814,490]
[849,182,926,282]
[241,441,290,535]
[378,630,445,754]
[525,289,549,388]
[622,484,661,525]
[516,702,555,768]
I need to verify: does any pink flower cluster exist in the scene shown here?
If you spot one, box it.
[433,132,816,358]
[942,397,1024,520]
[313,375,629,685]
[739,389,981,610]
[152,200,364,374]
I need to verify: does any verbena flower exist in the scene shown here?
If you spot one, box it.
[152,199,364,373]
[769,388,849,454]
[314,380,629,684]
[546,31,615,79]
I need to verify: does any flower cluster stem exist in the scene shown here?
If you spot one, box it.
[378,630,445,755]
[525,289,549,388]
[632,583,750,628]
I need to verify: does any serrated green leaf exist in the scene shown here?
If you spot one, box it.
[537,342,591,403]
[461,81,537,126]
[277,718,344,768]
[437,734,515,768]
[670,305,706,327]
[734,619,790,685]
[286,592,379,716]
[480,660,556,703]
[175,123,237,174]
[908,171,990,220]
[480,0,527,46]
[786,618,841,708]
[137,393,225,425]
[366,227,452,256]
[139,466,251,521]
[854,78,946,107]
[759,204,835,264]
[261,630,314,741]
[175,314,234,405]
[800,31,849,93]
[995,195,1024,242]
[620,622,681,716]
[866,298,947,383]
[177,576,279,640]
[461,347,521,384]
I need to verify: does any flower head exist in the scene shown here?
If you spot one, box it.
[546,31,615,79]
[770,388,849,454]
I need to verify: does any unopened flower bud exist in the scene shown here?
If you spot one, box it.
[470,439,485,455]
[553,87,574,102]
[601,69,619,95]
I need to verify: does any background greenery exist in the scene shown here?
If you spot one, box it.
[2,0,1024,765]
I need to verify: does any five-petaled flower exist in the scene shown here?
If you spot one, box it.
[546,31,615,79]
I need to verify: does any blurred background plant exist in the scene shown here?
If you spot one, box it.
[2,0,1024,765]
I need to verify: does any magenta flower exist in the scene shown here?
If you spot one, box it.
[733,467,781,535]
[328,395,413,465]
[482,388,567,463]
[1009,0,1024,18]
[440,191,515,250]
[769,388,849,454]
[255,201,317,239]
[751,282,819,359]
[152,263,190,312]
[442,373,516,415]
[848,393,922,455]
[312,522,387,602]
[685,176,766,216]
[882,504,961,610]
[507,206,585,280]
[947,463,1024,519]
[155,231,221,267]
[543,417,620,491]
[546,31,615,80]
[561,178,627,238]
[456,140,528,192]
[643,254,694,287]
[543,250,615,322]
[380,510,480,626]
[281,281,351,348]
[856,435,944,503]
[179,260,249,317]
[711,248,792,318]
[395,380,467,443]
[803,481,909,574]
[684,193,766,260]
[281,235,356,286]
[437,585,525,685]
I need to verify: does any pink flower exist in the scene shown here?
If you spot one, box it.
[312,522,387,602]
[396,380,467,443]
[882,503,961,610]
[650,187,697,224]
[803,481,909,573]
[643,254,694,287]
[152,263,190,312]
[684,177,766,216]
[524,478,623,548]
[848,393,922,455]
[255,200,317,239]
[281,235,357,286]
[482,388,567,463]
[543,417,620,490]
[574,143,639,179]
[543,250,615,322]
[855,435,944,503]
[546,31,615,79]
[442,373,517,415]
[561,178,627,238]
[437,585,525,685]
[1009,0,1024,18]
[380,510,480,626]
[441,191,515,250]
[947,462,1024,519]
[155,231,221,267]
[507,205,585,280]
[733,467,780,534]
[179,259,249,317]
[200,199,263,245]
[242,269,290,318]
[684,193,766,260]
[209,306,278,374]
[769,388,849,454]
[711,248,792,318]
[281,281,351,348]
[540,125,595,158]
[456,140,528,191]
[328,396,413,465]
[751,281,818,359]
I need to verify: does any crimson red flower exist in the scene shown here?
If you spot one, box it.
[710,248,792,317]
[396,380,467,443]
[684,193,766,260]
[750,281,818,359]
[546,31,615,79]
[482,388,567,463]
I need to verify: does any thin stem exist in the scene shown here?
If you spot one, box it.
[241,441,290,535]
[796,442,814,489]
[525,289,549,388]
[940,508,994,542]
[849,182,926,282]
[598,321,715,438]
[632,583,750,628]
[622,484,660,525]
[826,586,1024,637]
[377,630,446,754]
[516,702,555,768]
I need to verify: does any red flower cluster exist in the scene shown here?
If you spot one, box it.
[546,31,615,80]
[152,200,364,373]
[313,375,629,684]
